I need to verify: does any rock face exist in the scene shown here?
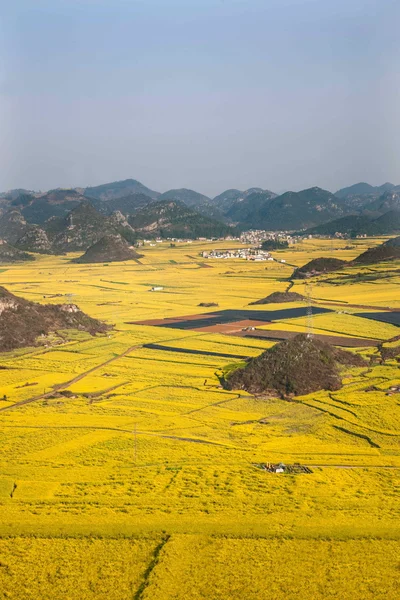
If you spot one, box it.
[0,286,110,352]
[0,209,30,244]
[224,334,365,397]
[47,202,118,252]
[0,240,35,263]
[249,291,305,305]
[292,257,347,279]
[15,225,53,254]
[353,237,400,264]
[72,234,143,263]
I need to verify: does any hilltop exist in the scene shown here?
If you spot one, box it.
[0,287,110,352]
[85,179,160,201]
[292,257,347,278]
[224,334,365,397]
[0,241,35,263]
[249,291,305,305]
[128,200,236,239]
[72,234,143,263]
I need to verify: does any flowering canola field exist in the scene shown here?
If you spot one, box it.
[0,237,399,599]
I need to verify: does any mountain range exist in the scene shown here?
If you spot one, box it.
[1,178,400,240]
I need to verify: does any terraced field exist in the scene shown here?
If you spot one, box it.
[0,237,399,598]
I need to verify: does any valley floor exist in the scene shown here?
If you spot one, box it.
[0,237,399,598]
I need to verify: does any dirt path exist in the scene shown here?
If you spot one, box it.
[0,344,143,413]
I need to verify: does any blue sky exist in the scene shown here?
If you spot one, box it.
[1,0,400,196]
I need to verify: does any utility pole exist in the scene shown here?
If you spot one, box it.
[305,282,313,339]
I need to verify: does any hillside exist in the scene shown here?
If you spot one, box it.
[227,187,348,230]
[0,241,35,263]
[85,179,159,201]
[14,226,53,254]
[335,182,398,210]
[0,286,110,352]
[72,234,143,264]
[224,334,365,397]
[108,211,138,244]
[92,193,153,216]
[46,202,120,252]
[353,237,400,265]
[0,209,31,244]
[158,188,224,220]
[128,200,236,239]
[211,188,270,214]
[335,182,379,198]
[363,191,400,214]
[301,210,400,237]
[14,189,87,224]
[225,190,276,225]
[292,257,348,278]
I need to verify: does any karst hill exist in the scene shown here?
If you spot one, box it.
[0,287,110,352]
[224,334,365,397]
[72,234,143,263]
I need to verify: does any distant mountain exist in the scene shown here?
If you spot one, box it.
[72,234,143,264]
[128,200,237,239]
[0,286,110,352]
[157,188,224,220]
[301,210,400,237]
[46,202,120,252]
[211,188,272,214]
[225,190,277,225]
[0,209,31,244]
[0,240,35,263]
[92,193,154,216]
[335,182,380,198]
[85,179,159,201]
[335,182,398,211]
[228,187,347,231]
[13,189,87,224]
[363,191,400,214]
[0,188,36,201]
[353,237,400,265]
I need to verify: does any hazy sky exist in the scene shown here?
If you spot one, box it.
[1,0,400,197]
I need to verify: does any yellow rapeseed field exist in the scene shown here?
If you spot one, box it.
[0,239,399,598]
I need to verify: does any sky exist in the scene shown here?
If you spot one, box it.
[1,0,400,197]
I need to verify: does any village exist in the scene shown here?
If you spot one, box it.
[200,247,276,261]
